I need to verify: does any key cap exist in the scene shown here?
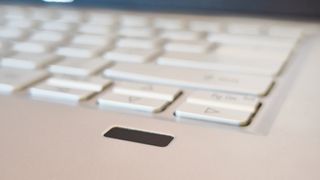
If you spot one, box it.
[41,21,74,32]
[164,40,212,53]
[30,9,55,21]
[3,7,29,20]
[46,76,112,92]
[189,21,221,32]
[13,41,57,53]
[77,24,114,35]
[30,30,68,43]
[49,58,111,76]
[5,19,37,29]
[175,103,252,126]
[0,68,48,93]
[71,34,113,46]
[56,44,106,58]
[1,53,58,69]
[160,30,203,41]
[268,26,302,38]
[208,33,297,48]
[118,27,156,38]
[154,18,185,30]
[157,52,285,76]
[113,82,181,101]
[0,27,27,40]
[116,38,162,49]
[227,23,261,35]
[55,11,83,23]
[104,63,273,96]
[120,15,149,27]
[87,13,115,26]
[98,93,169,113]
[103,48,159,63]
[29,83,95,102]
[187,91,260,112]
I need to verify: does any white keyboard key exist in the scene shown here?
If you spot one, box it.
[30,9,55,21]
[118,27,156,38]
[104,63,273,95]
[120,15,149,27]
[3,8,29,20]
[154,18,185,30]
[164,40,212,53]
[41,21,74,32]
[55,11,83,23]
[0,27,27,40]
[72,34,113,46]
[113,82,181,101]
[175,103,252,126]
[208,33,297,48]
[13,41,57,53]
[87,13,115,26]
[29,83,94,102]
[160,30,203,41]
[49,58,111,76]
[227,24,261,35]
[98,93,169,113]
[116,38,162,49]
[157,52,285,76]
[103,48,159,63]
[0,68,48,93]
[187,91,260,112]
[5,19,37,29]
[46,76,112,92]
[268,26,302,38]
[1,53,58,69]
[78,24,114,35]
[56,44,106,58]
[189,21,221,32]
[30,30,68,43]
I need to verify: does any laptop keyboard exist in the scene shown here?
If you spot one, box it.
[0,5,305,127]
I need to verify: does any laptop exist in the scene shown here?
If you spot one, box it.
[1,0,320,179]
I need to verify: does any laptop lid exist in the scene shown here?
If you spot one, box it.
[3,0,320,18]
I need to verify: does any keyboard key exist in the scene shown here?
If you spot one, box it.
[120,15,149,27]
[157,52,285,76]
[30,30,68,43]
[187,91,260,112]
[268,26,302,38]
[154,18,185,30]
[41,21,75,32]
[5,19,37,29]
[175,103,252,126]
[49,58,111,76]
[29,83,95,102]
[164,40,212,53]
[116,37,162,49]
[77,24,114,35]
[160,30,203,41]
[118,27,157,38]
[1,53,58,69]
[87,13,116,26]
[113,82,181,101]
[0,27,27,40]
[98,93,169,113]
[104,63,273,95]
[56,44,106,58]
[227,23,261,35]
[71,34,113,46]
[103,47,159,63]
[208,33,297,48]
[13,41,57,53]
[0,68,48,93]
[189,21,221,32]
[46,76,112,92]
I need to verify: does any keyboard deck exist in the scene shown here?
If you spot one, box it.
[0,5,312,129]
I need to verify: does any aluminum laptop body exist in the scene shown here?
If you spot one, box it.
[1,0,320,179]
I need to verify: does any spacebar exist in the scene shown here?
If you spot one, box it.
[104,63,273,96]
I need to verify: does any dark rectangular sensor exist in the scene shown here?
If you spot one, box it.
[104,127,174,147]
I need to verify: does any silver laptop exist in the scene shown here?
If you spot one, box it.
[1,0,320,179]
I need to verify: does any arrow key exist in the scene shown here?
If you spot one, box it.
[175,103,253,126]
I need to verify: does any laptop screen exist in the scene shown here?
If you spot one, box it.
[4,0,320,17]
